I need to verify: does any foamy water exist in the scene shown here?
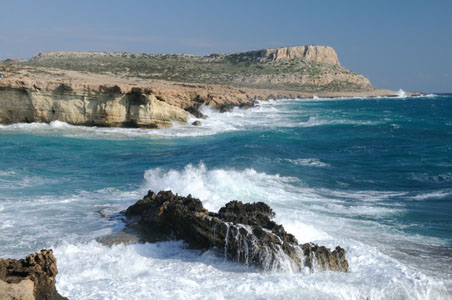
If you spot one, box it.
[0,97,392,139]
[1,95,451,299]
[48,163,450,299]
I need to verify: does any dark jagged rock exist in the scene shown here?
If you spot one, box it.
[217,101,256,113]
[0,249,67,300]
[192,120,201,126]
[125,190,349,272]
[185,106,207,119]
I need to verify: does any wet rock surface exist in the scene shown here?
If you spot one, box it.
[0,249,67,300]
[124,190,349,272]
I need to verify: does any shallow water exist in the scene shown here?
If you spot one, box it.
[1,95,451,299]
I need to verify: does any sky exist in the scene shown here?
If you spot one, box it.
[0,0,451,92]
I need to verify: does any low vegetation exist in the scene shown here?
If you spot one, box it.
[4,51,373,92]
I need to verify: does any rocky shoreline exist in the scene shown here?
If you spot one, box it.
[0,191,349,299]
[122,190,349,272]
[0,72,399,129]
[0,45,402,129]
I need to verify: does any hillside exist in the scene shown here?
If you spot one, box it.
[25,45,373,92]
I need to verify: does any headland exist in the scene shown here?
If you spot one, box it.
[0,45,399,128]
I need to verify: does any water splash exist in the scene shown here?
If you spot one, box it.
[397,89,407,98]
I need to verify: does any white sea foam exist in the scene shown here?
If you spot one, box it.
[409,172,452,183]
[0,170,17,176]
[52,238,451,299]
[142,163,452,249]
[0,99,386,140]
[1,162,451,298]
[411,190,452,200]
[0,186,143,257]
[0,169,60,189]
[277,158,329,167]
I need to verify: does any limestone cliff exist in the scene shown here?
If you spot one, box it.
[237,45,341,65]
[0,77,188,128]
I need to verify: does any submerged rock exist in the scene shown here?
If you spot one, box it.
[0,249,67,300]
[125,190,348,272]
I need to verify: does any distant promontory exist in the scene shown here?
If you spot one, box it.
[0,45,397,128]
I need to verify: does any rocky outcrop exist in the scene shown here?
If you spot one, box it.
[254,45,340,65]
[125,190,349,272]
[267,45,340,64]
[0,249,67,300]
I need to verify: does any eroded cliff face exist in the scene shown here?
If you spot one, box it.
[0,78,188,128]
[264,45,341,65]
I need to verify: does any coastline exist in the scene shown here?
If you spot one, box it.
[0,67,401,129]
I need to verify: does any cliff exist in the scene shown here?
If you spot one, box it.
[0,45,398,128]
[0,77,188,128]
[234,45,341,65]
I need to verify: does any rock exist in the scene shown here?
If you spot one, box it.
[97,231,143,246]
[192,121,201,126]
[264,45,341,65]
[0,249,67,300]
[124,190,349,272]
[185,106,206,119]
[216,101,255,113]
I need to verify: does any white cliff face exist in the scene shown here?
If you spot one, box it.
[0,80,188,128]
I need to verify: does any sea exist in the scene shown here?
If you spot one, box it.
[0,93,451,299]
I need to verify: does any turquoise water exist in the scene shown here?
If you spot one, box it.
[1,95,451,299]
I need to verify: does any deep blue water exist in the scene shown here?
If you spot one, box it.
[1,95,451,299]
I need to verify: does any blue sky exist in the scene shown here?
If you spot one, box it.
[1,0,451,92]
